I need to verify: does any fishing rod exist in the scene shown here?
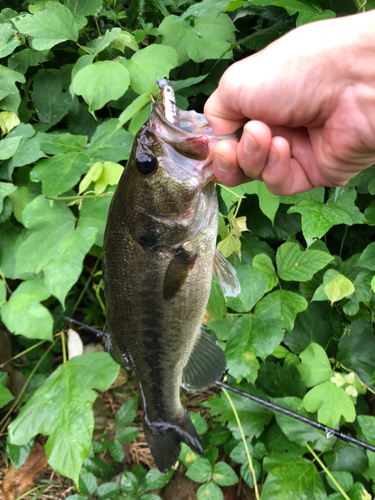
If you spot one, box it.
[61,315,375,454]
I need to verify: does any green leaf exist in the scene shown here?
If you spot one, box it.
[6,439,34,469]
[197,482,223,500]
[255,290,307,331]
[226,309,284,381]
[0,65,24,109]
[273,397,332,452]
[64,0,102,16]
[73,61,130,112]
[225,265,268,312]
[242,181,279,224]
[120,471,138,496]
[115,396,138,428]
[78,187,114,247]
[264,423,305,456]
[284,302,340,354]
[286,188,364,246]
[32,70,72,129]
[0,182,16,212]
[30,152,91,197]
[252,254,278,292]
[8,48,51,75]
[118,91,151,127]
[187,13,234,63]
[303,380,356,427]
[181,0,229,20]
[0,133,23,160]
[229,438,253,465]
[0,111,20,134]
[212,462,238,486]
[0,280,6,307]
[324,274,355,304]
[216,234,241,258]
[79,161,123,195]
[8,353,119,484]
[37,131,88,155]
[97,482,120,500]
[256,363,306,399]
[123,45,178,94]
[206,384,273,440]
[357,242,375,271]
[357,415,375,444]
[0,23,20,58]
[115,426,139,444]
[159,15,197,66]
[337,320,375,386]
[1,278,53,341]
[262,453,326,500]
[14,2,86,50]
[79,469,98,496]
[0,373,14,409]
[297,343,332,388]
[276,242,334,281]
[326,471,353,493]
[88,119,133,163]
[44,225,97,307]
[185,458,212,483]
[189,412,208,435]
[144,468,173,490]
[83,28,122,56]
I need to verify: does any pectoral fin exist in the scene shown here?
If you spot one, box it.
[163,249,198,301]
[213,249,241,297]
[182,326,226,392]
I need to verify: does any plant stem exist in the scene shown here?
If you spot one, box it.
[0,340,47,369]
[305,443,351,500]
[0,267,12,295]
[0,339,57,432]
[222,387,260,500]
[71,253,102,317]
[339,225,349,258]
[61,331,67,365]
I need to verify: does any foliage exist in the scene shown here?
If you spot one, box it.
[1,0,375,499]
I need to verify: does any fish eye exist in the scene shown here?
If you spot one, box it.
[136,153,157,176]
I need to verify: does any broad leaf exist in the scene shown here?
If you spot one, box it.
[32,69,72,128]
[242,181,279,224]
[14,2,87,50]
[78,188,114,246]
[212,462,238,486]
[262,453,326,500]
[255,290,307,331]
[115,396,138,429]
[303,381,356,427]
[357,242,375,271]
[73,61,130,112]
[0,23,20,58]
[159,15,197,65]
[256,363,306,399]
[276,242,334,281]
[0,182,16,212]
[123,45,178,94]
[8,353,119,484]
[197,482,223,500]
[206,384,273,440]
[1,278,53,340]
[64,0,102,16]
[225,265,268,312]
[252,254,278,292]
[0,373,14,409]
[185,458,212,483]
[297,343,332,387]
[337,320,375,386]
[324,274,355,304]
[225,311,284,381]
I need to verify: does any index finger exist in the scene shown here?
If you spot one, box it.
[204,87,247,136]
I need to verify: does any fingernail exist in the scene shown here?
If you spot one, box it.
[243,134,259,155]
[266,146,278,167]
[214,154,232,173]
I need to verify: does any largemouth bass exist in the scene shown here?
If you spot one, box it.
[103,80,240,472]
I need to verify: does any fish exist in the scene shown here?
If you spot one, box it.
[102,79,240,472]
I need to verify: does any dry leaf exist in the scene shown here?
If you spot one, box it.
[1,442,47,500]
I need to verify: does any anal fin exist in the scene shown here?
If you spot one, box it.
[182,326,226,392]
[213,249,241,297]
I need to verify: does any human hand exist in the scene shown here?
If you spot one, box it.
[204,11,375,195]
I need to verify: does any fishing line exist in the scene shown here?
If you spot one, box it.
[61,315,375,454]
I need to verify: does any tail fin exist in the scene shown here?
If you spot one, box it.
[143,413,203,473]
